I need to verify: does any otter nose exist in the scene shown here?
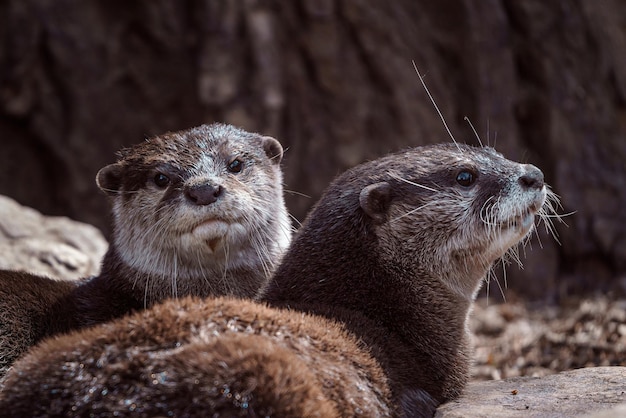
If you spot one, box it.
[519,165,545,190]
[185,184,223,205]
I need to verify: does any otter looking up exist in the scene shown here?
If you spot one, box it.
[0,143,558,416]
[0,123,291,376]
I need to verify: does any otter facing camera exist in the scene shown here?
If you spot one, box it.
[359,182,392,224]
[96,164,124,195]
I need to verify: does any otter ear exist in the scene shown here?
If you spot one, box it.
[261,136,283,165]
[359,182,392,224]
[96,163,124,195]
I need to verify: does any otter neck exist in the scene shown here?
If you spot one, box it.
[262,218,484,402]
[439,250,492,302]
[99,243,267,304]
[113,235,268,281]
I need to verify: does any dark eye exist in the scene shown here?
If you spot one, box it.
[153,173,170,188]
[456,170,476,187]
[227,158,244,174]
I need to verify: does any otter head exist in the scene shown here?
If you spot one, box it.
[267,143,557,308]
[96,123,291,297]
[356,143,553,300]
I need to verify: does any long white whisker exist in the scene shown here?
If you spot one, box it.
[389,172,439,193]
[464,116,483,147]
[172,253,178,299]
[496,259,507,302]
[288,213,302,229]
[392,201,439,223]
[284,189,312,199]
[412,60,460,150]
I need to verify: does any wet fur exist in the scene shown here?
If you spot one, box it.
[0,123,291,377]
[0,297,391,417]
[0,144,557,416]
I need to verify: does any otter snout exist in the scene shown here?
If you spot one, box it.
[185,183,224,205]
[518,165,544,191]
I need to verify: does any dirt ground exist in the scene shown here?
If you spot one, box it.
[470,296,626,381]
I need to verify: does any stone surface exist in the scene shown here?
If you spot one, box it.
[436,367,626,417]
[0,195,108,280]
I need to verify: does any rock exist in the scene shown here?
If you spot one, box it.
[0,195,108,280]
[436,367,626,417]
[588,404,626,418]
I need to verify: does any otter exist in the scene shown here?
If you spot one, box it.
[0,143,557,416]
[0,123,291,377]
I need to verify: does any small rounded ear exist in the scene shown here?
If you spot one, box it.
[359,182,392,224]
[261,136,283,165]
[96,164,124,195]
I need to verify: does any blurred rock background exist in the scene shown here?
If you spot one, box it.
[0,195,107,280]
[1,0,624,303]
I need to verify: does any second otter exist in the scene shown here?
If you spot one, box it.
[0,123,291,375]
[79,122,291,317]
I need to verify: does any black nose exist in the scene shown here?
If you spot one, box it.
[519,165,545,190]
[185,184,224,205]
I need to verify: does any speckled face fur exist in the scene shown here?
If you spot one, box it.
[96,123,292,296]
[361,143,554,299]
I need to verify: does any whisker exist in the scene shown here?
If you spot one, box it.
[284,189,312,199]
[484,267,491,304]
[532,223,544,249]
[541,212,575,219]
[288,213,302,229]
[479,196,496,226]
[412,60,461,151]
[172,253,178,299]
[99,188,142,195]
[389,172,439,193]
[196,250,214,294]
[495,259,508,302]
[143,271,150,308]
[392,201,438,223]
[464,116,483,147]
[246,222,273,280]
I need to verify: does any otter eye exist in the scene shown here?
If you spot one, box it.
[456,170,475,187]
[153,173,170,188]
[227,158,244,174]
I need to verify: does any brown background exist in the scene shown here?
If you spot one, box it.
[1,1,624,301]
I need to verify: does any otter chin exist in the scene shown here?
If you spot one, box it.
[519,212,537,230]
[194,218,229,235]
[190,219,230,251]
[0,143,559,417]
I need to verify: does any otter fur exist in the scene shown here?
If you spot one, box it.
[0,144,557,416]
[0,123,291,377]
[0,271,76,378]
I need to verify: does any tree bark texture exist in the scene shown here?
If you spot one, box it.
[1,0,624,301]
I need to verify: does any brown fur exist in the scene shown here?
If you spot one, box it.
[0,123,291,377]
[0,271,76,378]
[0,297,390,417]
[0,144,552,416]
